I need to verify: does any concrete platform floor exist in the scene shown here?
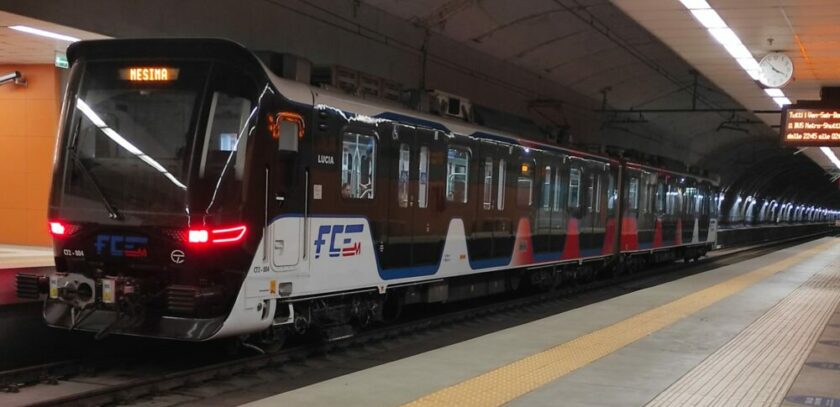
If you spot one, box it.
[0,244,52,269]
[244,237,840,407]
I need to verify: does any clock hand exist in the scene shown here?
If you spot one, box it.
[770,64,784,75]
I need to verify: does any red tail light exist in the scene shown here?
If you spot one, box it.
[48,221,77,237]
[187,225,247,245]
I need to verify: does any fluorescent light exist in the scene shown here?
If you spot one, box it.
[722,42,753,59]
[9,25,79,42]
[690,9,727,29]
[708,28,740,46]
[680,0,711,9]
[820,147,840,170]
[736,58,760,80]
[773,97,791,107]
[764,88,784,97]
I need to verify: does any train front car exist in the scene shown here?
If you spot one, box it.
[36,39,289,341]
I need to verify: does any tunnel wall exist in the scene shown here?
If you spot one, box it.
[716,223,835,248]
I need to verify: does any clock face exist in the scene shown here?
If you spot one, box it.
[758,52,793,88]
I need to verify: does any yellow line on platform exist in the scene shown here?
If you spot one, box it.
[401,239,839,407]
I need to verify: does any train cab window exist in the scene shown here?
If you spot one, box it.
[629,177,639,210]
[418,146,429,208]
[341,132,376,199]
[483,157,493,210]
[446,146,470,203]
[497,159,506,210]
[540,166,552,209]
[200,92,253,180]
[398,143,410,208]
[552,168,563,212]
[607,174,616,210]
[517,163,534,207]
[568,168,581,208]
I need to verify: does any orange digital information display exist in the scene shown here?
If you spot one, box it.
[782,108,840,146]
[119,67,179,82]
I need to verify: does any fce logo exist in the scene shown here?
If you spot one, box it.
[314,224,364,259]
[95,235,149,258]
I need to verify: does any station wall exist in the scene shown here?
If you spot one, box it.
[0,64,59,246]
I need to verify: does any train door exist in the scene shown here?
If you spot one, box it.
[267,105,308,273]
[549,156,568,254]
[412,128,444,269]
[493,149,515,260]
[469,141,497,264]
[382,124,418,270]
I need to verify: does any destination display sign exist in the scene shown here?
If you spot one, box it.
[781,108,840,146]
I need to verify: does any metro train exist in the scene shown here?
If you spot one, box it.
[18,39,724,345]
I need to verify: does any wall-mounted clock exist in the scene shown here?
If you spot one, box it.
[758,52,793,88]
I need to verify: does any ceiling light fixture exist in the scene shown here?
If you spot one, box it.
[679,0,711,9]
[689,9,727,29]
[819,147,840,170]
[677,1,791,108]
[772,97,791,107]
[9,25,79,42]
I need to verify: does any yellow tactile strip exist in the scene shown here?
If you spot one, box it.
[401,239,839,407]
[647,262,840,407]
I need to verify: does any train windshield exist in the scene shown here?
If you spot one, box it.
[59,60,259,222]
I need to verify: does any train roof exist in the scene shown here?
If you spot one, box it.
[66,38,717,186]
[267,69,718,185]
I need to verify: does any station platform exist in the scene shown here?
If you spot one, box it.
[245,237,840,407]
[0,244,53,306]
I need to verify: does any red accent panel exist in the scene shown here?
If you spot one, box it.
[562,217,580,260]
[620,216,639,251]
[511,217,534,266]
[653,217,663,248]
[602,218,616,254]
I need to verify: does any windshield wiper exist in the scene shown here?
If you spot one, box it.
[69,151,122,221]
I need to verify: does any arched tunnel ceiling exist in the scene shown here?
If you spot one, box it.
[365,0,778,167]
[0,0,836,206]
[365,0,839,206]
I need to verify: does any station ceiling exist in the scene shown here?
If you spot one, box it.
[365,0,840,203]
[0,1,837,205]
[0,11,103,64]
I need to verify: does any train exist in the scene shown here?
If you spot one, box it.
[18,38,725,345]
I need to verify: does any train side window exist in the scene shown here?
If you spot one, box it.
[540,166,552,209]
[497,159,506,210]
[517,162,533,207]
[607,174,616,210]
[666,184,675,214]
[629,177,639,210]
[398,143,410,208]
[341,132,376,199]
[552,167,563,212]
[568,168,581,208]
[656,183,665,212]
[586,173,595,212]
[446,146,470,203]
[594,174,602,213]
[418,146,429,208]
[483,157,493,210]
[200,92,253,180]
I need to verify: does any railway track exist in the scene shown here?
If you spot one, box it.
[1,231,832,407]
